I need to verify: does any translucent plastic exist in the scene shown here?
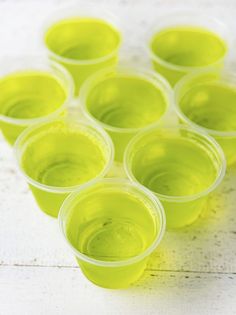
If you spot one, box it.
[175,69,236,166]
[124,126,226,229]
[43,6,122,95]
[0,56,73,145]
[59,179,165,288]
[80,66,173,161]
[147,12,229,86]
[15,119,114,217]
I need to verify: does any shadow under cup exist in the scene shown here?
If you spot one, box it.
[80,67,172,161]
[44,14,121,95]
[59,179,165,289]
[0,58,73,145]
[15,119,114,218]
[124,126,226,229]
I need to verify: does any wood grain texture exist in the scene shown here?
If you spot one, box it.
[0,266,236,315]
[0,1,236,314]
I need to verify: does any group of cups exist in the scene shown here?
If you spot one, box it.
[1,7,236,289]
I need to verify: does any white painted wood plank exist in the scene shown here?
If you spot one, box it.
[0,266,235,315]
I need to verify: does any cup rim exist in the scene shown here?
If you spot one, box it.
[124,124,226,203]
[146,11,229,73]
[14,118,114,193]
[174,68,236,137]
[0,55,74,126]
[42,5,122,66]
[58,177,166,267]
[79,65,174,133]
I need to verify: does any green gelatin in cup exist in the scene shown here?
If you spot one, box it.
[69,192,157,261]
[16,120,113,217]
[22,134,105,187]
[150,26,227,86]
[44,18,121,94]
[60,179,165,288]
[130,137,217,197]
[86,76,167,128]
[81,69,171,161]
[179,82,236,165]
[125,127,225,228]
[179,83,236,131]
[0,72,67,144]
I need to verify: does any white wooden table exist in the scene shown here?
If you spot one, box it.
[0,1,236,314]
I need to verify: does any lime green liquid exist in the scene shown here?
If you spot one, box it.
[128,132,221,228]
[67,190,157,261]
[179,82,236,132]
[62,180,163,289]
[79,217,145,260]
[45,18,120,95]
[45,18,120,61]
[86,75,168,128]
[0,72,66,120]
[22,126,106,188]
[151,26,227,68]
[130,137,218,197]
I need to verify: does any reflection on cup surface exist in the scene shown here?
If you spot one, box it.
[80,67,172,161]
[124,126,226,229]
[148,13,229,86]
[175,69,236,166]
[44,15,122,94]
[15,119,114,217]
[59,179,165,288]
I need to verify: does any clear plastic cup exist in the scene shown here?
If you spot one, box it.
[80,66,173,161]
[175,69,236,166]
[0,56,73,145]
[59,178,165,289]
[147,12,229,86]
[124,126,226,229]
[15,119,114,218]
[43,6,122,95]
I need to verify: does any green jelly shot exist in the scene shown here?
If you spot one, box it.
[124,126,226,229]
[148,13,228,86]
[59,178,165,289]
[0,56,73,145]
[80,66,172,161]
[15,119,114,217]
[175,69,236,166]
[44,8,121,95]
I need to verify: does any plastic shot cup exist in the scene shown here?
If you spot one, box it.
[124,126,226,229]
[80,66,173,161]
[147,12,229,86]
[15,119,114,218]
[43,7,122,95]
[0,56,73,145]
[59,178,165,289]
[175,69,236,166]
